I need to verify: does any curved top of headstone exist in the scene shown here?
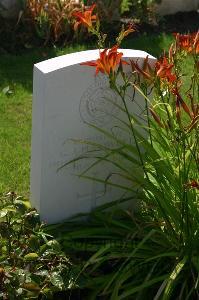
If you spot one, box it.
[35,49,156,74]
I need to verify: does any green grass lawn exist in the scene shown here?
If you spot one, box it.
[0,33,181,197]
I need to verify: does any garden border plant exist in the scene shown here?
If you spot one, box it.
[47,4,199,299]
[0,192,73,299]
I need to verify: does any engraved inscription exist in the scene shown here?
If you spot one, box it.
[79,74,120,126]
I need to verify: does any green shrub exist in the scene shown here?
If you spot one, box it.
[0,192,71,299]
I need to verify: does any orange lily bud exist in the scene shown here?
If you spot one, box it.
[172,89,192,119]
[130,56,155,83]
[123,23,137,38]
[176,97,181,123]
[149,108,165,128]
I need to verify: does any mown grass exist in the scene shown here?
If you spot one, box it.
[0,45,88,197]
[0,33,187,197]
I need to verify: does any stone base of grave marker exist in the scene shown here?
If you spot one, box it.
[31,49,156,224]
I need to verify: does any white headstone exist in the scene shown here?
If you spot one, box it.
[31,49,156,224]
[157,0,199,16]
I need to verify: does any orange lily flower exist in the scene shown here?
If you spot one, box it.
[174,33,192,53]
[174,32,199,54]
[81,45,129,75]
[155,56,176,83]
[72,4,97,31]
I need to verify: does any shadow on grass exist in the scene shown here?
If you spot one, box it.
[0,48,55,92]
[122,33,174,58]
[0,44,91,93]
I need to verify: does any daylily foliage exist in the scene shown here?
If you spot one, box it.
[68,5,199,299]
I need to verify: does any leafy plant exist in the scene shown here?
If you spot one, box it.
[50,12,199,299]
[0,192,72,299]
[24,0,81,44]
[120,0,132,14]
